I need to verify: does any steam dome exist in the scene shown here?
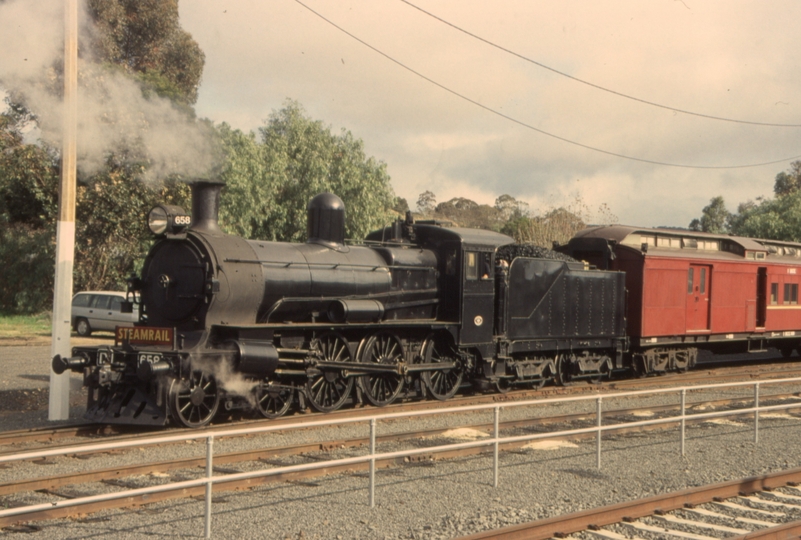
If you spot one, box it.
[307,193,345,247]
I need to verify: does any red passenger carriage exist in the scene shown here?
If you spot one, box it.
[561,226,801,374]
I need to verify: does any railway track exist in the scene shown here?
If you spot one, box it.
[0,384,800,529]
[458,467,801,539]
[2,359,800,450]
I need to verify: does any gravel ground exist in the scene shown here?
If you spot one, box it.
[1,344,801,539]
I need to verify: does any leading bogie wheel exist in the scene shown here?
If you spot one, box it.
[359,332,405,407]
[306,333,354,413]
[255,382,293,419]
[421,336,463,401]
[169,370,220,428]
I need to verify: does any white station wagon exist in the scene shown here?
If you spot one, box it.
[71,291,139,336]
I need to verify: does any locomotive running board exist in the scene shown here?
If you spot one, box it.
[312,360,457,375]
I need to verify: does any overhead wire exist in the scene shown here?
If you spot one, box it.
[293,0,801,169]
[400,0,801,128]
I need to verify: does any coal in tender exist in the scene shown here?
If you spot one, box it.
[496,244,577,263]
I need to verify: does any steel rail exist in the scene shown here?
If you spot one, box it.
[456,468,801,539]
[2,376,801,465]
[0,376,800,533]
[1,359,798,448]
[5,393,797,498]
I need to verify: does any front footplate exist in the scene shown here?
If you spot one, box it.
[85,385,168,426]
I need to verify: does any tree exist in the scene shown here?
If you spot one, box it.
[495,194,528,221]
[0,0,204,312]
[87,0,205,104]
[774,160,801,197]
[502,208,586,246]
[392,197,409,216]
[688,196,731,234]
[729,191,801,242]
[217,101,397,243]
[434,197,505,230]
[416,191,436,215]
[0,102,59,312]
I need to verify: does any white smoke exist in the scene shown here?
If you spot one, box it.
[190,354,259,408]
[0,0,218,183]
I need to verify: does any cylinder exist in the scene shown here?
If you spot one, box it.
[228,340,280,378]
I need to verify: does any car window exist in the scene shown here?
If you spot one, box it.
[72,294,90,307]
[91,295,110,309]
[109,296,123,311]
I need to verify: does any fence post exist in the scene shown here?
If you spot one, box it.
[754,382,760,445]
[680,388,686,457]
[205,435,214,539]
[493,406,500,488]
[369,418,376,508]
[596,397,602,469]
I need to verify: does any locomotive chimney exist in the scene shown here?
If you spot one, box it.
[307,193,345,248]
[190,181,224,234]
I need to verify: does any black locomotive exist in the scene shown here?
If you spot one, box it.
[53,181,627,428]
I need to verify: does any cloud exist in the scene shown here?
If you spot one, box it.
[188,1,801,226]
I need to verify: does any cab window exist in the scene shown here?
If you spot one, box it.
[771,283,779,304]
[465,252,478,280]
[480,253,493,280]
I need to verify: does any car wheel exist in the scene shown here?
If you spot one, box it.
[75,318,92,337]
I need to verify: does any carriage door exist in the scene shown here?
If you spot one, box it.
[755,267,767,328]
[686,265,711,331]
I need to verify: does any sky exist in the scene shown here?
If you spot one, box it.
[1,1,800,228]
[179,0,801,227]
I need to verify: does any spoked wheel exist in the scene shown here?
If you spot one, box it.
[359,332,405,407]
[555,355,574,386]
[169,370,220,428]
[255,382,293,419]
[306,333,354,413]
[494,378,512,394]
[421,336,463,401]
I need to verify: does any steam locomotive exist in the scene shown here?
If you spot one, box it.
[52,182,627,427]
[53,181,801,428]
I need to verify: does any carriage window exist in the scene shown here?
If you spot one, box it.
[700,268,706,294]
[687,268,693,294]
[771,283,779,304]
[784,283,798,305]
[465,252,478,280]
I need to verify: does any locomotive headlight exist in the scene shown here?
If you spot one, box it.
[148,204,190,236]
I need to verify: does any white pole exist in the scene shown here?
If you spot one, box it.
[49,0,78,420]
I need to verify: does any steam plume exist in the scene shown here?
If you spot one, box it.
[0,0,219,182]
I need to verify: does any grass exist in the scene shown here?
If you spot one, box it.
[0,313,53,341]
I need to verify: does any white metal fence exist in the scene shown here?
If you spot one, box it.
[2,376,801,538]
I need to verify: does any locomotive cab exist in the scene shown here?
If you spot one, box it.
[411,225,514,350]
